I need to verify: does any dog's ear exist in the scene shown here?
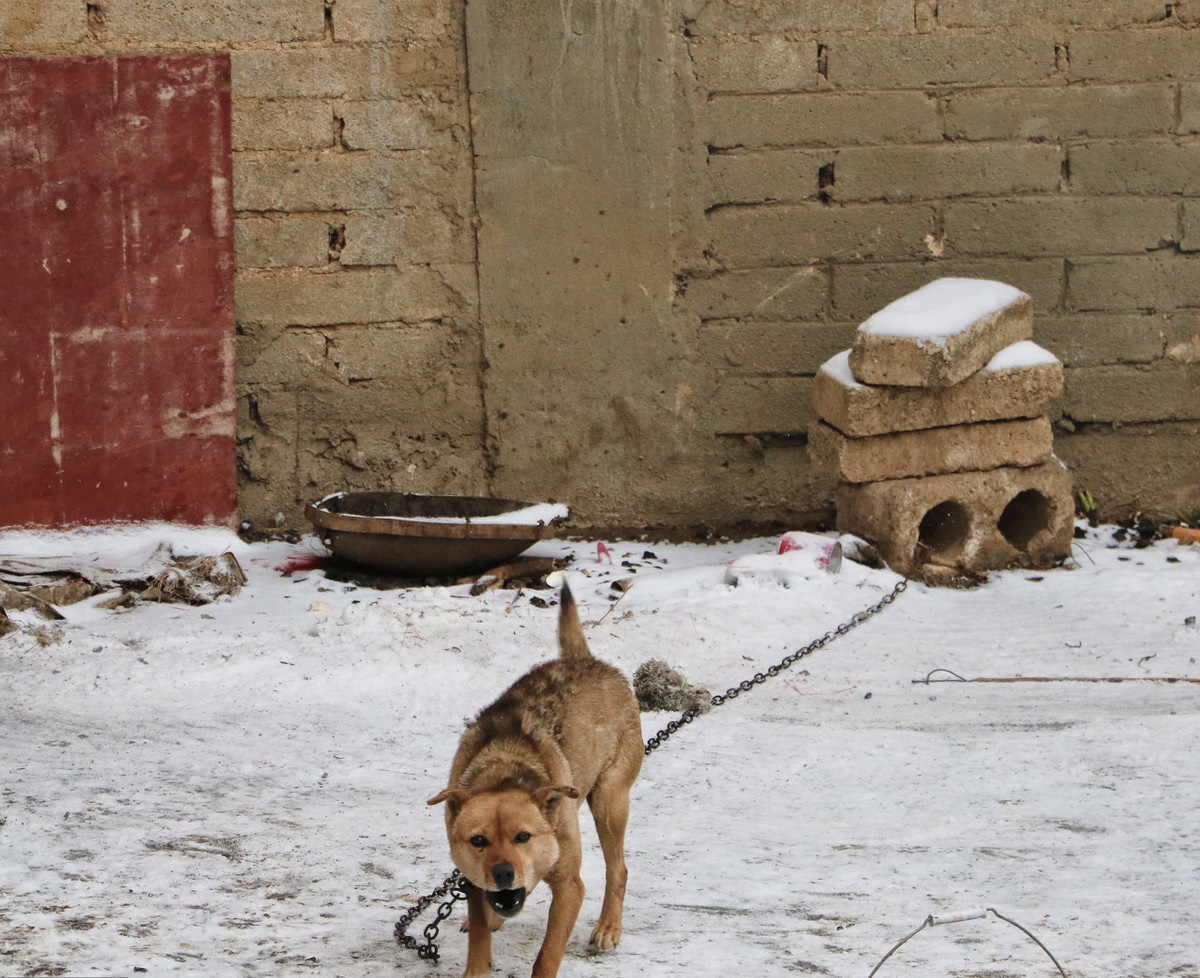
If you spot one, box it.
[428,788,469,818]
[533,785,580,814]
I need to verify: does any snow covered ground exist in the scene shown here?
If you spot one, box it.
[1,522,1197,978]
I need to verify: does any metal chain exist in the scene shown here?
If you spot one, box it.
[395,575,908,959]
[644,576,907,754]
[393,868,469,962]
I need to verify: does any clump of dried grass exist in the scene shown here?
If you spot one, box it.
[633,659,712,715]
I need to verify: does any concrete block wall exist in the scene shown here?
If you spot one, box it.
[685,0,1200,520]
[6,0,1199,531]
[3,0,485,529]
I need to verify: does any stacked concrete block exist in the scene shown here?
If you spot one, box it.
[811,278,1074,582]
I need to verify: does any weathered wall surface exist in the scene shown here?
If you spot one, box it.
[683,0,1200,523]
[2,0,486,528]
[5,0,1199,531]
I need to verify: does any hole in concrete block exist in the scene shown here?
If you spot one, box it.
[998,489,1052,551]
[917,500,969,561]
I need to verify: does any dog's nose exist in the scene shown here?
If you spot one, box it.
[492,863,516,890]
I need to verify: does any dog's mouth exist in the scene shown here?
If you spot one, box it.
[486,887,527,918]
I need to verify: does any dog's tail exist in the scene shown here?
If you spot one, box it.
[557,584,593,660]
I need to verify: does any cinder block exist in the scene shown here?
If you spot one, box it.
[943,84,1175,141]
[709,202,936,267]
[810,416,1052,483]
[939,0,1169,28]
[944,197,1176,258]
[826,33,1055,89]
[1070,139,1200,195]
[704,91,940,151]
[835,460,1074,579]
[689,35,818,95]
[707,149,828,207]
[688,0,912,34]
[848,278,1034,387]
[814,344,1062,436]
[1069,29,1200,83]
[828,143,1063,203]
[232,99,333,152]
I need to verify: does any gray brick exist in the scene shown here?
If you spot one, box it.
[689,35,819,95]
[0,0,85,44]
[232,99,334,152]
[1068,255,1200,312]
[1034,313,1166,367]
[831,143,1063,202]
[704,91,940,150]
[811,416,1053,483]
[707,149,828,207]
[1054,422,1200,521]
[683,267,829,321]
[832,259,1064,322]
[332,0,457,43]
[232,152,455,213]
[1182,84,1200,133]
[687,0,912,34]
[945,197,1177,257]
[234,266,469,327]
[238,323,329,387]
[232,44,462,100]
[235,215,335,269]
[708,203,937,267]
[103,0,322,42]
[940,0,1171,27]
[1070,139,1200,195]
[1070,28,1200,82]
[1183,202,1200,252]
[944,84,1175,141]
[1063,364,1200,422]
[813,347,1063,436]
[827,33,1056,89]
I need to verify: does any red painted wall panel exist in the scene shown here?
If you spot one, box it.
[0,55,236,526]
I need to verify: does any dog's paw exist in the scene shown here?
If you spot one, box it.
[589,919,622,950]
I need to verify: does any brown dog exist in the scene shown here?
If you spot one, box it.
[428,585,643,978]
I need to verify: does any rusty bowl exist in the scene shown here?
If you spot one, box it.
[305,492,568,576]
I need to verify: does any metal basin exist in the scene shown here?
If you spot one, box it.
[305,492,568,576]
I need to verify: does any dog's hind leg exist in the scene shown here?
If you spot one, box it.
[587,747,641,950]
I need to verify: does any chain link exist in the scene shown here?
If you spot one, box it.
[393,869,469,962]
[395,576,908,959]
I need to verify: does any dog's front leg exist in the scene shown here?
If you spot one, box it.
[463,884,494,977]
[531,873,584,978]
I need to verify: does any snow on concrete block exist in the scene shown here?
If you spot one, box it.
[812,342,1062,437]
[834,459,1074,580]
[848,278,1034,387]
[809,416,1054,484]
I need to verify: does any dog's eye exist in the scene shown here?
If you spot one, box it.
[514,831,531,844]
[469,835,488,849]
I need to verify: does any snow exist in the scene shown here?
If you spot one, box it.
[818,349,862,389]
[858,278,1028,343]
[311,494,569,527]
[986,340,1060,372]
[2,524,1198,978]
